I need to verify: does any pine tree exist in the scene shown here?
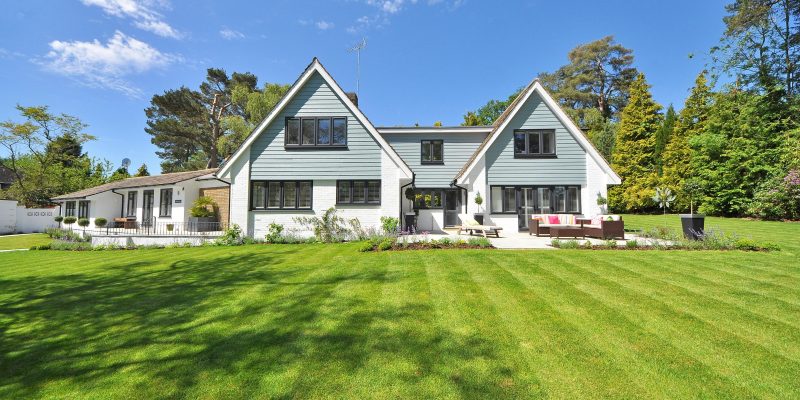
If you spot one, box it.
[135,163,150,177]
[609,73,663,211]
[661,72,712,210]
[654,104,676,176]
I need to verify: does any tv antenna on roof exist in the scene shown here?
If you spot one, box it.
[121,158,131,169]
[348,38,367,96]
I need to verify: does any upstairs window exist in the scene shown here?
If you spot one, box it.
[421,140,444,164]
[285,117,347,148]
[513,129,556,158]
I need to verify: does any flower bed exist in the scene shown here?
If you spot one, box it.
[359,236,493,252]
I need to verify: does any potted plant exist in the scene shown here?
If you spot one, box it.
[596,192,608,215]
[403,187,417,232]
[473,191,485,224]
[189,196,218,232]
[166,223,174,232]
[54,215,63,228]
[680,179,705,240]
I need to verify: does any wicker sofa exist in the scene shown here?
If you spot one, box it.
[582,215,625,239]
[529,214,579,237]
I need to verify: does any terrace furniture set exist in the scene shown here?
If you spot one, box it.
[530,214,625,239]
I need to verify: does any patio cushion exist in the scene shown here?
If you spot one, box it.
[591,217,602,225]
[548,215,560,224]
[466,218,480,226]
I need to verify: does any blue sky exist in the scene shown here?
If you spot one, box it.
[0,0,727,173]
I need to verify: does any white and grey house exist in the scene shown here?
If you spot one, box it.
[216,58,621,237]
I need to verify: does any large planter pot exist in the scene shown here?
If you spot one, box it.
[188,216,218,232]
[473,213,485,225]
[680,214,705,240]
[403,213,417,233]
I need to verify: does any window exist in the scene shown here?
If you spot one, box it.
[127,192,137,217]
[251,181,312,210]
[421,140,443,164]
[513,129,556,158]
[411,189,443,209]
[285,117,347,147]
[78,201,90,219]
[65,201,76,216]
[490,186,580,214]
[159,189,173,217]
[337,180,381,205]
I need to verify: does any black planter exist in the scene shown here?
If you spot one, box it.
[680,214,705,240]
[473,214,484,225]
[403,213,417,233]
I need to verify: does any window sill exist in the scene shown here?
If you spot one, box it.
[513,154,557,159]
[284,145,348,150]
[420,161,444,165]
[250,208,314,212]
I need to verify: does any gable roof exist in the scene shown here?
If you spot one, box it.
[216,58,413,179]
[454,80,621,184]
[52,168,218,200]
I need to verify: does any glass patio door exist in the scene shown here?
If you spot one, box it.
[443,189,461,227]
[518,188,535,229]
[142,190,154,227]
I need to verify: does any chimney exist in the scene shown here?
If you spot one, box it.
[346,92,359,107]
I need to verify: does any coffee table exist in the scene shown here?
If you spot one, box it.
[550,226,585,238]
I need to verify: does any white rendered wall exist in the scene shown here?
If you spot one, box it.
[0,200,17,234]
[583,152,609,217]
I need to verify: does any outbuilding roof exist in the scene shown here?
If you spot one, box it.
[52,168,218,200]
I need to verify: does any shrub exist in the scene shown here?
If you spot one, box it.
[77,218,90,229]
[358,241,376,252]
[45,228,86,242]
[438,237,452,246]
[603,240,617,249]
[380,216,399,234]
[554,239,581,249]
[54,216,63,226]
[748,169,800,220]
[467,237,492,248]
[190,196,218,218]
[216,224,244,246]
[63,216,77,226]
[49,241,93,251]
[294,207,350,243]
[625,239,639,249]
[378,237,394,251]
[265,222,284,243]
[94,217,107,228]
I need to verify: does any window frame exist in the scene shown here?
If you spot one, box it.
[64,201,76,217]
[285,116,348,148]
[336,180,381,205]
[126,192,137,217]
[420,139,444,165]
[249,180,313,210]
[489,185,581,214]
[410,188,444,210]
[159,188,173,217]
[513,129,557,158]
[77,200,90,219]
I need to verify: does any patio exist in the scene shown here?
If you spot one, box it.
[407,229,660,250]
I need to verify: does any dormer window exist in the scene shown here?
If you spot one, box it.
[421,140,443,164]
[514,129,556,158]
[285,117,347,148]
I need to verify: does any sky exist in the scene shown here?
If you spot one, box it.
[0,0,728,174]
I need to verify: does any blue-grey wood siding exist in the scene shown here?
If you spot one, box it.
[249,72,381,180]
[485,92,587,185]
[382,132,487,188]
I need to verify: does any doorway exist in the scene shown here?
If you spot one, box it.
[142,190,154,227]
[443,189,462,227]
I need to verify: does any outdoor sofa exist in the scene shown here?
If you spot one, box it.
[529,214,625,240]
[581,215,625,240]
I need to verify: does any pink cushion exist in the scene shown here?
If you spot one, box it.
[548,215,560,224]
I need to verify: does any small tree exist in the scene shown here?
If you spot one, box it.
[54,215,63,228]
[77,218,90,232]
[596,192,608,214]
[682,179,702,215]
[94,217,108,228]
[474,191,484,213]
[652,187,676,224]
[63,216,77,229]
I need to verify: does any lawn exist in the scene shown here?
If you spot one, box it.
[0,233,51,251]
[0,218,798,399]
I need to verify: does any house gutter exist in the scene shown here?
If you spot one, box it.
[111,189,125,217]
[399,172,416,222]
[451,179,468,214]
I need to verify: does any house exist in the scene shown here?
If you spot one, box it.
[51,169,229,229]
[0,164,16,190]
[216,58,620,237]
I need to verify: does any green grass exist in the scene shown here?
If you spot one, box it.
[0,233,51,250]
[1,218,799,399]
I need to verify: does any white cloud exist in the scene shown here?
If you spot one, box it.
[41,31,178,97]
[81,0,183,39]
[219,27,245,40]
[349,0,462,33]
[315,20,335,30]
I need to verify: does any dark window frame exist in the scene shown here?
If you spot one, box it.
[159,188,173,217]
[513,129,557,158]
[64,201,76,217]
[336,180,381,205]
[77,200,90,219]
[249,180,313,210]
[126,192,137,217]
[420,139,444,165]
[285,116,348,148]
[489,185,581,215]
[411,188,445,210]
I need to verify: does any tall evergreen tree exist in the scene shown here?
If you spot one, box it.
[609,73,663,211]
[134,163,150,177]
[654,104,677,176]
[662,72,713,210]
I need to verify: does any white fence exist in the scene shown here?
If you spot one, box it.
[0,200,57,234]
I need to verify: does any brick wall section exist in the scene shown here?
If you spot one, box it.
[200,186,230,225]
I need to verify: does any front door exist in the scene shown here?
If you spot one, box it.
[443,189,461,227]
[142,190,154,226]
[518,188,535,230]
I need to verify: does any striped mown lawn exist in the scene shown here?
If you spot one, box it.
[0,233,51,251]
[0,218,798,399]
